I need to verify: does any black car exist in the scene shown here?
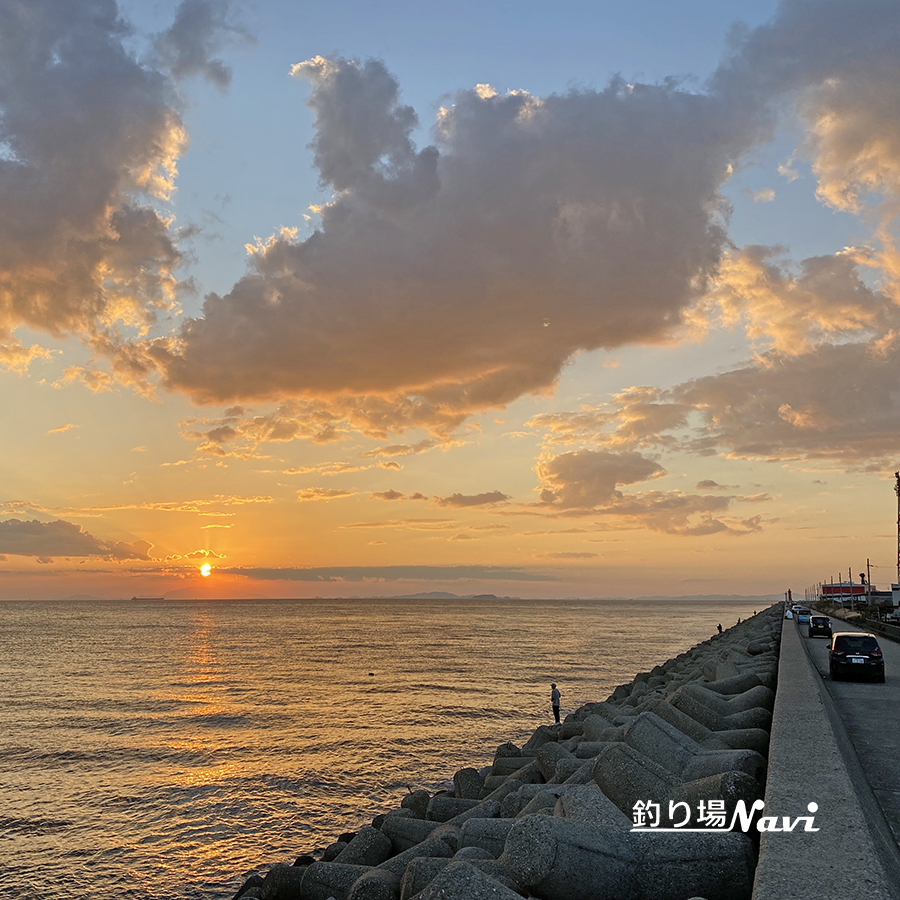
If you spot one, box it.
[829,632,885,682]
[808,615,832,638]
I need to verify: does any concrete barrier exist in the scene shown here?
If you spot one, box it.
[751,615,895,900]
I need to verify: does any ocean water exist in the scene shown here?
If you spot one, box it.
[0,595,769,900]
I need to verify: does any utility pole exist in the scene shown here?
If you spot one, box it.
[895,472,900,586]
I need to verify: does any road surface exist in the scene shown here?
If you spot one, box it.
[801,615,900,847]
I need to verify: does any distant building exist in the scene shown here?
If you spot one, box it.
[820,582,866,605]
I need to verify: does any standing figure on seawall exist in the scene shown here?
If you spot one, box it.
[717,623,723,634]
[551,682,561,724]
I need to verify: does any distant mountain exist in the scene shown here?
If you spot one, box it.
[376,591,517,600]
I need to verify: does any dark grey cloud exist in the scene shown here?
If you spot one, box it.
[0,518,152,560]
[0,0,187,366]
[223,565,555,582]
[153,0,253,89]
[434,491,511,508]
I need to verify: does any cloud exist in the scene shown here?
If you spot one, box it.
[434,491,510,508]
[535,449,665,509]
[409,492,428,501]
[46,423,78,435]
[221,565,554,582]
[341,517,457,531]
[699,246,891,355]
[535,551,598,560]
[0,0,189,362]
[153,0,252,89]
[372,489,405,501]
[581,330,900,468]
[712,0,900,214]
[296,487,356,502]
[529,448,767,535]
[0,518,152,560]
[148,53,743,417]
[182,548,226,559]
[0,341,52,373]
[742,188,775,202]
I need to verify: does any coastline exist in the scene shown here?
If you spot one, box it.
[230,606,781,900]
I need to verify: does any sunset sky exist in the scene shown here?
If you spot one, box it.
[2,0,900,600]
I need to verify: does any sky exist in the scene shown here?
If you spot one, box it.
[2,0,900,600]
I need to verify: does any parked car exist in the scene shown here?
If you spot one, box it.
[808,615,832,638]
[829,632,885,682]
[796,608,812,624]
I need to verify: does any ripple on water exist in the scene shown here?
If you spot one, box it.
[0,595,768,900]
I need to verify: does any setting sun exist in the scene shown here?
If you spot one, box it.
[200,564,211,578]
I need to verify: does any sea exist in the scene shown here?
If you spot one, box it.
[0,595,771,900]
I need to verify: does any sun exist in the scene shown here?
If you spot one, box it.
[200,563,211,578]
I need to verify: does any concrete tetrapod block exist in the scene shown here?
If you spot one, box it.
[574,740,612,759]
[535,742,576,781]
[482,779,521,803]
[443,799,501,827]
[454,846,495,860]
[334,826,395,867]
[452,767,484,800]
[300,863,372,900]
[514,790,559,818]
[700,727,770,757]
[501,814,639,900]
[567,701,621,723]
[623,712,767,784]
[581,714,614,742]
[399,857,521,899]
[590,742,680,815]
[480,775,507,795]
[669,688,771,732]
[640,690,770,755]
[458,818,518,857]
[681,747,766,784]
[558,719,585,739]
[346,870,401,900]
[681,682,775,715]
[502,758,542,785]
[489,757,532,778]
[548,757,587,783]
[560,760,595,784]
[634,829,756,900]
[375,834,456,877]
[521,724,559,753]
[666,770,761,827]
[425,824,461,853]
[380,815,440,853]
[410,860,524,900]
[552,784,633,829]
[703,672,764,695]
[259,864,305,900]
[400,790,430,819]
[426,796,481,822]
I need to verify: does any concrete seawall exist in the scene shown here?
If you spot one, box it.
[753,616,900,900]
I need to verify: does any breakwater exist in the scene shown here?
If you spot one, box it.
[231,605,781,900]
